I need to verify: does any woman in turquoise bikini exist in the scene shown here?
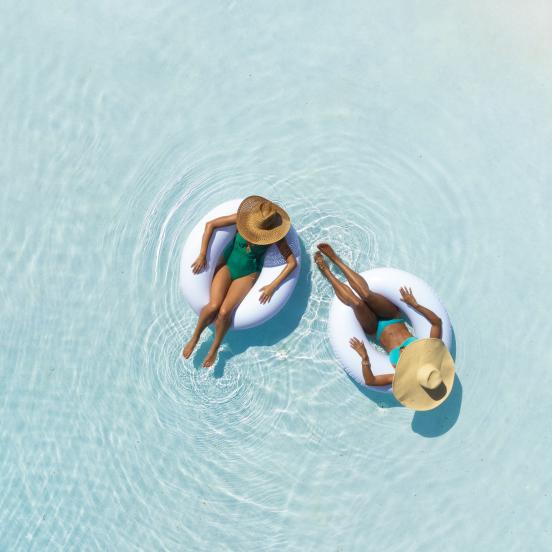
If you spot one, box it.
[314,244,443,387]
[183,196,297,368]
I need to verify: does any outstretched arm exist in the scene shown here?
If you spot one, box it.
[259,238,298,304]
[350,337,394,386]
[400,287,442,339]
[191,214,238,274]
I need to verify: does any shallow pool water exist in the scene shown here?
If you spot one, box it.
[1,1,551,550]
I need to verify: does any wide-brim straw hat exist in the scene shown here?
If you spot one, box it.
[392,338,455,411]
[236,195,291,245]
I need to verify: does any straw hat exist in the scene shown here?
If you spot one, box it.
[236,196,291,245]
[392,338,455,411]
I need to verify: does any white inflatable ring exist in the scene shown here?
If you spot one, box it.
[180,198,301,330]
[328,267,453,393]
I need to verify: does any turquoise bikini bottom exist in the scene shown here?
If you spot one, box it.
[375,318,418,366]
[389,336,418,366]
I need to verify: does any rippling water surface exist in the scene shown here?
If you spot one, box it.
[1,1,552,550]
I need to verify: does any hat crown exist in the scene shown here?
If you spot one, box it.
[257,202,282,230]
[417,363,443,390]
[236,195,291,245]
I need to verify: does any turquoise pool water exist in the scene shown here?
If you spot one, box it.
[2,1,551,550]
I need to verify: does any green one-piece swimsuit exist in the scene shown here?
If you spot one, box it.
[222,232,268,280]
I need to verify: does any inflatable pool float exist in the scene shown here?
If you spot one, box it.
[180,198,301,330]
[328,267,453,393]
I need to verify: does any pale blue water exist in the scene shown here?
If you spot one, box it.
[1,1,551,550]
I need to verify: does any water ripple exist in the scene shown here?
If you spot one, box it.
[3,3,551,548]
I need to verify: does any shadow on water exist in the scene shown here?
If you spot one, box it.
[192,240,312,377]
[410,327,461,437]
[411,375,462,438]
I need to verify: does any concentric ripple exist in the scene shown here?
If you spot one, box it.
[2,1,552,550]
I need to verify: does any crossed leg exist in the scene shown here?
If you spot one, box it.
[183,263,231,358]
[317,243,401,320]
[314,252,378,335]
[202,272,259,368]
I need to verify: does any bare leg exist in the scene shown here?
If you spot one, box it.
[314,252,377,334]
[183,264,231,358]
[203,273,258,368]
[317,243,401,319]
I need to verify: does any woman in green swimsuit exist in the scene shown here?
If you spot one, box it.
[183,196,297,368]
[314,243,443,387]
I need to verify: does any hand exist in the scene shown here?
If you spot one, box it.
[400,286,418,308]
[349,337,368,360]
[259,285,276,304]
[191,254,207,274]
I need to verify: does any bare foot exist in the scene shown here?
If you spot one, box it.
[317,243,339,262]
[314,252,331,277]
[202,349,217,368]
[182,337,198,359]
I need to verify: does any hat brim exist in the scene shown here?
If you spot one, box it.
[392,338,455,411]
[236,196,291,245]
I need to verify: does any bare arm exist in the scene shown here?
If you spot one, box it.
[259,238,298,304]
[349,337,394,386]
[399,286,442,339]
[191,214,238,274]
